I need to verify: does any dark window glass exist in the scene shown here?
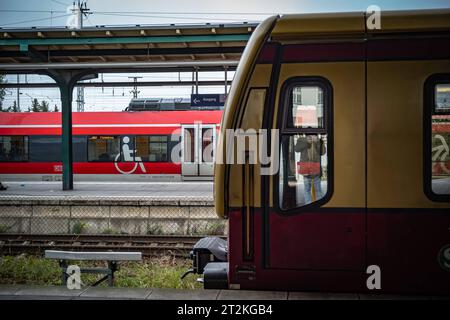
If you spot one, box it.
[87,136,120,162]
[135,136,168,162]
[201,128,214,163]
[0,136,28,161]
[29,136,61,162]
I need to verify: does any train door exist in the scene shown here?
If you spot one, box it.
[181,124,216,179]
[199,125,216,176]
[265,60,366,273]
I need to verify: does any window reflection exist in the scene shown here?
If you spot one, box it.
[432,83,450,195]
[290,86,324,128]
[0,136,29,162]
[88,136,120,162]
[280,134,328,209]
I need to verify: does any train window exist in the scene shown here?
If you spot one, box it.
[435,84,450,113]
[0,136,28,162]
[278,80,331,211]
[430,82,450,196]
[135,136,168,162]
[287,86,324,129]
[87,136,120,162]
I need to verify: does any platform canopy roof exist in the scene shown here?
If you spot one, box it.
[0,22,257,69]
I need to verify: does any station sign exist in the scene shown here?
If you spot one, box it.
[191,94,226,107]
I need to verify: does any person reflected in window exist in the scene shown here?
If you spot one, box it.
[295,135,326,204]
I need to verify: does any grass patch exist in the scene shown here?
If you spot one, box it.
[0,255,202,289]
[0,224,11,233]
[71,221,88,234]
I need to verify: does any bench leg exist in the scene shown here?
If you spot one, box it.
[108,261,118,287]
[59,260,68,286]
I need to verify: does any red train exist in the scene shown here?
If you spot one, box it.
[0,110,222,182]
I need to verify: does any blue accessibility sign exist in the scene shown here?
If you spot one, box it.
[191,94,226,107]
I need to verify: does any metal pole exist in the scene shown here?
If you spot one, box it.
[224,67,228,94]
[195,67,199,94]
[60,83,73,190]
[16,74,20,110]
[128,76,142,98]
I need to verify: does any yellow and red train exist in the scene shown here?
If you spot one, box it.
[198,9,450,294]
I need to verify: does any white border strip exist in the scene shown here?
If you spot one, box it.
[0,124,220,128]
[0,124,181,128]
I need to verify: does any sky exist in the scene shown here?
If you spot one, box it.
[1,0,450,28]
[1,0,450,111]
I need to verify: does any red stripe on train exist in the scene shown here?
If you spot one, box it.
[0,111,222,136]
[0,162,181,174]
[0,111,223,125]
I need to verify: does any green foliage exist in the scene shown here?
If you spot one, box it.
[115,256,201,289]
[72,221,88,234]
[31,98,40,112]
[40,100,49,112]
[147,224,164,235]
[203,221,225,235]
[0,224,11,233]
[101,228,128,235]
[11,100,20,112]
[1,100,21,112]
[0,255,201,289]
[27,99,53,112]
[0,256,61,285]
[191,221,225,236]
[0,74,5,112]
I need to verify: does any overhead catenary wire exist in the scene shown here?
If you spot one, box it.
[0,9,278,15]
[0,7,271,27]
[49,0,72,7]
[0,13,71,27]
[92,12,262,22]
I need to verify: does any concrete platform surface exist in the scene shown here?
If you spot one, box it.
[0,285,446,300]
[0,181,213,201]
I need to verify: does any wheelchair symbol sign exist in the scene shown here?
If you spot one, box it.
[114,136,147,174]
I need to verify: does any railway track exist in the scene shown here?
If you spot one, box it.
[0,234,210,257]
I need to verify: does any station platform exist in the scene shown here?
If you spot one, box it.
[0,181,213,201]
[0,284,441,300]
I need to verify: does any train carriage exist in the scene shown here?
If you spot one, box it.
[0,110,222,181]
[201,10,450,294]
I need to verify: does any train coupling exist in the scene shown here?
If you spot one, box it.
[181,236,228,289]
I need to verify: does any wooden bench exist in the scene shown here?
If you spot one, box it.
[45,250,142,287]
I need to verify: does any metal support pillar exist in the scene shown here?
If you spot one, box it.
[224,66,228,94]
[195,67,199,94]
[60,83,74,190]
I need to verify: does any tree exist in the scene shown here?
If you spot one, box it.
[53,104,59,112]
[31,98,40,112]
[0,74,6,112]
[11,100,20,112]
[40,100,49,112]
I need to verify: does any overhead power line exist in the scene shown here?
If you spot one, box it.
[50,0,72,7]
[0,14,71,27]
[0,10,66,13]
[0,6,270,27]
[0,9,277,15]
[92,12,260,22]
